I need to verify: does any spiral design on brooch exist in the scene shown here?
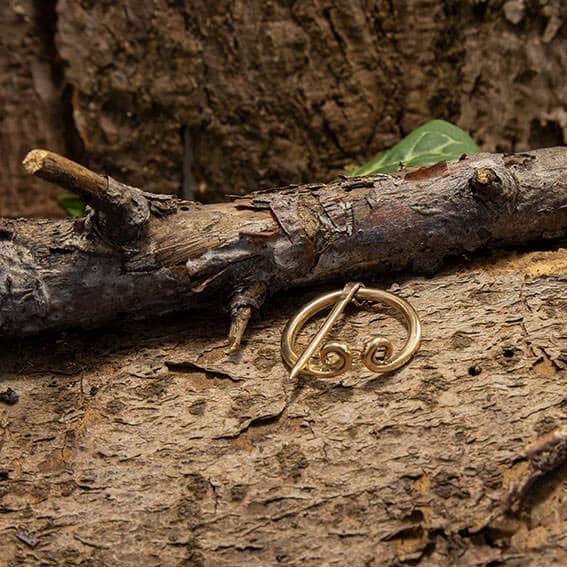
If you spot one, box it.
[281,284,422,379]
[362,337,395,372]
[319,341,352,377]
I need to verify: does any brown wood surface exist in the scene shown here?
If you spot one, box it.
[0,147,565,564]
[0,247,565,564]
[0,1,67,217]
[53,0,567,201]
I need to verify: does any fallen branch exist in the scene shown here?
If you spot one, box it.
[1,148,565,341]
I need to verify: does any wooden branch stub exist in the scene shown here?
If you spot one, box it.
[228,281,268,350]
[23,149,150,244]
[23,150,108,199]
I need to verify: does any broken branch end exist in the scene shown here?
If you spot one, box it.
[22,149,50,175]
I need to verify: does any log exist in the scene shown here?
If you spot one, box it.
[1,147,566,342]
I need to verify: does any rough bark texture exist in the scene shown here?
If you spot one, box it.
[2,147,566,339]
[0,0,67,217]
[2,1,567,215]
[54,0,567,199]
[0,247,565,565]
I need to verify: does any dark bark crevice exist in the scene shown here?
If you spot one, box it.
[33,0,83,163]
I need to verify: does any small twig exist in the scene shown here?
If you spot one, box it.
[228,306,252,351]
[23,149,150,244]
[474,425,567,531]
[23,150,108,200]
[228,282,268,351]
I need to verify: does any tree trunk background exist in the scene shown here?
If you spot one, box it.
[1,0,566,216]
[0,248,566,564]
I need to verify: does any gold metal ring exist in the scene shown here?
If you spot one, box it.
[281,282,421,379]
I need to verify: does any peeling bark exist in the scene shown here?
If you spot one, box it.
[1,147,566,340]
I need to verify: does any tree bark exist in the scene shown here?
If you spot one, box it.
[0,0,67,217]
[1,147,566,341]
[52,0,567,200]
[2,1,567,215]
[0,245,565,564]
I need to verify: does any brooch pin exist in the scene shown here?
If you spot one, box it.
[281,282,421,379]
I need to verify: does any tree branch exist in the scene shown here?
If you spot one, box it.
[23,149,150,244]
[1,147,566,341]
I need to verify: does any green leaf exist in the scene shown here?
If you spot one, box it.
[57,194,85,218]
[349,119,480,176]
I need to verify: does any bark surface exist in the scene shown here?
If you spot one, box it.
[2,1,566,215]
[0,0,67,217]
[51,0,567,198]
[0,247,565,565]
[1,148,566,563]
